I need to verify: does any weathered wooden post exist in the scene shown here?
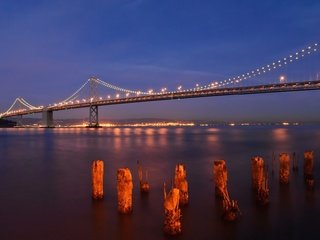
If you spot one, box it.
[251,156,264,191]
[163,183,181,235]
[213,160,228,198]
[304,151,314,188]
[137,161,150,193]
[92,160,104,199]
[213,160,241,221]
[174,164,189,205]
[117,168,133,214]
[279,153,290,184]
[251,156,269,205]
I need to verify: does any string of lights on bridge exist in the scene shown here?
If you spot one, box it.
[0,42,318,117]
[0,98,42,117]
[62,42,319,102]
[199,43,318,90]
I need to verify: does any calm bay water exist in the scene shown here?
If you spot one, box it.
[1,126,320,240]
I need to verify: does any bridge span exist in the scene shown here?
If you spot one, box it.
[1,79,320,127]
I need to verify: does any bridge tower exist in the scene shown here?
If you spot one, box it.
[88,77,99,128]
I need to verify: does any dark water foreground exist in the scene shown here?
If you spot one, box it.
[1,126,320,240]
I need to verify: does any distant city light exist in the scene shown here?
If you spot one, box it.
[279,75,286,83]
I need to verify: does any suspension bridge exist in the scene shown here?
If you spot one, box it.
[0,43,319,127]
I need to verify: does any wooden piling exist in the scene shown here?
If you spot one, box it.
[213,160,241,221]
[117,168,133,214]
[163,183,181,235]
[251,156,264,191]
[304,151,314,188]
[213,160,228,198]
[137,161,150,193]
[92,160,104,200]
[251,156,269,205]
[279,153,290,184]
[174,164,189,205]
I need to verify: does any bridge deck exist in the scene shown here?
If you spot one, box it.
[2,80,320,118]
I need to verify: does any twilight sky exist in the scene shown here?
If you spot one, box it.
[0,0,320,121]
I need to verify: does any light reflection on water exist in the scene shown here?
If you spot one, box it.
[0,126,320,239]
[272,128,289,142]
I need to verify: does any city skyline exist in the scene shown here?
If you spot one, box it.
[1,0,320,122]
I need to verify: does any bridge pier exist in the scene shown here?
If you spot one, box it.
[15,115,23,127]
[88,105,100,128]
[42,110,54,128]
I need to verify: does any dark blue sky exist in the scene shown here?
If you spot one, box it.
[1,0,320,121]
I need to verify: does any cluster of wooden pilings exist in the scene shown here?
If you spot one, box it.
[251,151,316,204]
[162,163,190,235]
[91,150,315,236]
[275,151,315,188]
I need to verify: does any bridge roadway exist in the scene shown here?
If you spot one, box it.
[2,79,320,119]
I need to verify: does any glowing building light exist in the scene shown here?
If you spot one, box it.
[279,75,286,83]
